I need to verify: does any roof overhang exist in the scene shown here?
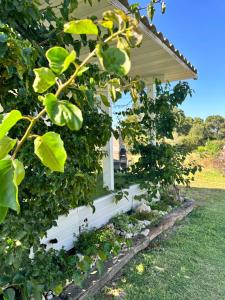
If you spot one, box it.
[44,0,198,83]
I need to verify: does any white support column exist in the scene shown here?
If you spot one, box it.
[147,81,157,145]
[147,81,160,201]
[102,91,114,191]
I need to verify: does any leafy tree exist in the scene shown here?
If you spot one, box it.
[205,115,225,140]
[119,81,201,199]
[173,108,193,136]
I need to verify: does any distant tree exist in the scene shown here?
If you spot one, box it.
[175,108,193,136]
[187,123,208,146]
[205,115,225,140]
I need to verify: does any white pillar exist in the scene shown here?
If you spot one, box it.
[147,82,156,145]
[102,92,114,191]
[148,81,160,201]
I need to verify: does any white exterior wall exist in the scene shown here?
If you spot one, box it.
[41,184,144,251]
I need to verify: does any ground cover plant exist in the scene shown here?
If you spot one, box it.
[94,168,225,300]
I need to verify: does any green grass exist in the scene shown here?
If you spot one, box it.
[94,168,225,300]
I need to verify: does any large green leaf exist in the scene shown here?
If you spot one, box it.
[0,159,19,215]
[0,110,22,139]
[34,132,67,172]
[0,136,17,159]
[46,47,76,74]
[12,159,25,186]
[33,67,56,93]
[44,93,83,131]
[100,47,131,76]
[64,19,98,35]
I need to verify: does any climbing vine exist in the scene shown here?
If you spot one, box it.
[0,1,144,298]
[119,81,202,199]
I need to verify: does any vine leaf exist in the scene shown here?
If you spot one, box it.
[0,159,25,223]
[147,4,156,21]
[162,1,166,14]
[100,94,110,107]
[96,259,104,275]
[44,93,83,131]
[99,20,113,30]
[12,159,25,186]
[46,47,76,74]
[98,47,131,76]
[34,132,67,172]
[0,207,8,224]
[33,67,56,93]
[0,110,22,139]
[64,19,98,35]
[3,288,15,300]
[0,136,17,159]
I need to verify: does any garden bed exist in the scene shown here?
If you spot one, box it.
[55,200,195,300]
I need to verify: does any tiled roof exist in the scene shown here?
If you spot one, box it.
[117,0,197,75]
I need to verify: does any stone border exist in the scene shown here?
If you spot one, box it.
[57,200,195,300]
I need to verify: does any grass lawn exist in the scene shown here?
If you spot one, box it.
[94,168,225,300]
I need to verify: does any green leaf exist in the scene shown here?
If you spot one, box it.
[12,159,25,186]
[99,20,113,29]
[32,284,44,300]
[70,0,78,12]
[147,4,155,21]
[53,284,63,296]
[64,19,98,35]
[100,47,131,76]
[0,159,20,223]
[34,132,67,172]
[0,207,8,224]
[33,67,56,94]
[44,93,83,131]
[100,94,110,107]
[0,136,17,159]
[46,47,76,74]
[72,272,85,288]
[77,66,89,77]
[96,259,104,275]
[162,1,166,14]
[3,288,15,300]
[0,32,8,43]
[0,110,22,140]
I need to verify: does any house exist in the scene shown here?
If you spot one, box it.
[41,0,197,251]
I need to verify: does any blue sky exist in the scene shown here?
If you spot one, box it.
[125,0,225,119]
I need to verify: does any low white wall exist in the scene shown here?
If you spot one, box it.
[41,184,144,251]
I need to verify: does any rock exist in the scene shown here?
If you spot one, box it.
[137,220,151,228]
[107,223,114,230]
[158,211,167,216]
[135,203,151,213]
[116,230,122,235]
[143,220,151,226]
[76,253,84,261]
[140,229,150,237]
[167,205,173,212]
[127,223,134,229]
[124,233,133,239]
